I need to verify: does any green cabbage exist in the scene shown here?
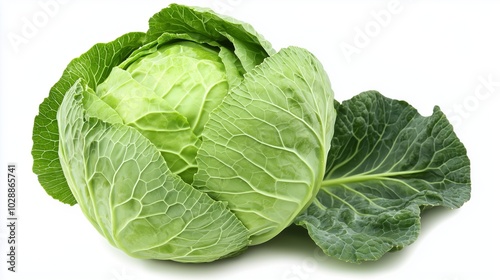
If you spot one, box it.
[33,4,334,261]
[32,4,470,264]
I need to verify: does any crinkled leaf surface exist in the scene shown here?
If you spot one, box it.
[295,91,471,263]
[32,32,147,205]
[57,81,249,262]
[194,47,336,245]
[120,41,230,137]
[96,66,202,183]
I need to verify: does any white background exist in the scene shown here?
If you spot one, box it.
[1,0,499,279]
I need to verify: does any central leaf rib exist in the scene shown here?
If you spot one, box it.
[321,169,424,188]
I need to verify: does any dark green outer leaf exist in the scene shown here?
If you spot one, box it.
[147,4,275,71]
[295,91,471,263]
[32,32,147,205]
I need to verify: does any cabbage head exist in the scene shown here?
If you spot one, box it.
[32,4,335,262]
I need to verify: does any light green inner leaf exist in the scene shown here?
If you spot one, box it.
[96,41,237,183]
[57,80,249,262]
[195,47,335,245]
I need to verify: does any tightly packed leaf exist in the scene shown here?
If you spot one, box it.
[32,4,470,264]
